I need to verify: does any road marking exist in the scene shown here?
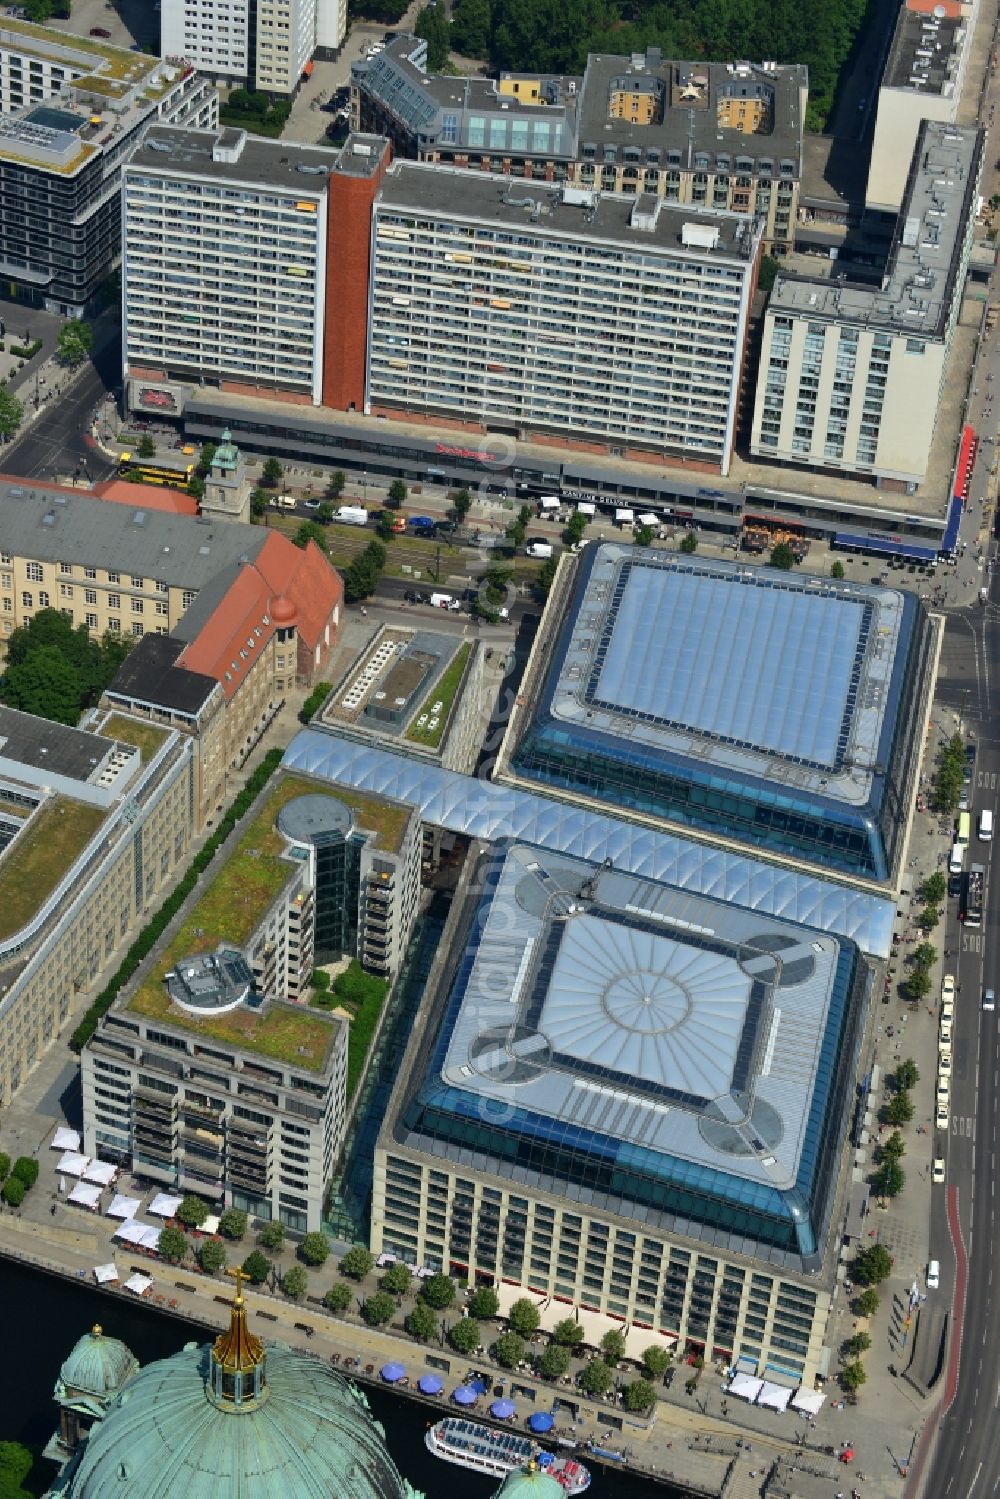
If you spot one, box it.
[970,1460,983,1496]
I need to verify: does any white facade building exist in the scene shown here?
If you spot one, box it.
[122,126,329,404]
[161,0,346,93]
[367,163,761,476]
[160,0,249,84]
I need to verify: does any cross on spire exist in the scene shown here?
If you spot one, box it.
[226,1265,248,1302]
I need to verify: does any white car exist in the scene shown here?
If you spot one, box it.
[940,1018,952,1045]
[932,1159,946,1184]
[942,974,956,1004]
[927,1259,940,1290]
[938,1052,952,1078]
[936,1079,950,1105]
[941,998,955,1025]
[936,1101,950,1130]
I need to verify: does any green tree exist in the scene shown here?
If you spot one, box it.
[896,1058,920,1091]
[405,1301,439,1341]
[415,1,450,68]
[855,1243,893,1286]
[299,1231,331,1267]
[175,1194,208,1228]
[382,1261,412,1295]
[387,478,407,508]
[830,560,845,579]
[508,1298,541,1336]
[326,470,346,499]
[325,1281,353,1313]
[452,488,473,522]
[856,1288,880,1318]
[0,1441,34,1499]
[241,1249,271,1284]
[623,1378,657,1413]
[600,1329,626,1363]
[758,254,780,294]
[873,1158,905,1198]
[919,872,947,906]
[343,541,386,603]
[218,1208,247,1241]
[57,320,94,367]
[340,1244,374,1280]
[421,1273,456,1310]
[506,519,527,547]
[282,1265,308,1300]
[158,1225,188,1263]
[906,967,932,1002]
[770,541,795,569]
[0,388,22,441]
[846,1331,872,1356]
[563,511,587,547]
[468,1285,500,1320]
[259,1220,286,1251]
[884,1090,914,1126]
[262,457,284,487]
[634,524,655,547]
[363,1290,396,1326]
[376,512,396,542]
[679,530,698,554]
[316,501,335,525]
[198,1237,227,1274]
[553,1318,584,1347]
[187,474,206,501]
[536,555,559,595]
[915,904,940,933]
[641,1345,671,1379]
[492,1330,525,1367]
[136,433,157,460]
[0,1154,10,1182]
[3,645,83,724]
[196,442,217,478]
[250,487,269,519]
[580,1359,614,1396]
[450,0,490,55]
[294,520,329,553]
[539,1342,571,1379]
[841,1360,867,1392]
[11,1158,37,1189]
[910,941,938,972]
[448,1317,481,1354]
[880,1130,906,1161]
[1,1176,25,1208]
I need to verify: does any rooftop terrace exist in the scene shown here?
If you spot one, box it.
[0,797,105,943]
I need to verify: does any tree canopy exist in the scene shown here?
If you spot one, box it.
[1,609,131,725]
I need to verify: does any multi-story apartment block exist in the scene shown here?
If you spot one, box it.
[122,127,389,414]
[0,476,344,825]
[867,0,978,213]
[367,164,761,474]
[81,771,422,1227]
[0,705,195,1106]
[353,39,806,254]
[751,122,982,490]
[161,0,347,94]
[0,19,216,311]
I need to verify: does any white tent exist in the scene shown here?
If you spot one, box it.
[729,1373,764,1402]
[68,1181,102,1210]
[107,1194,141,1220]
[757,1382,792,1411]
[113,1219,150,1244]
[93,1263,119,1284]
[124,1273,153,1297]
[82,1160,117,1187]
[636,513,660,527]
[148,1193,182,1219]
[202,1214,221,1236]
[576,502,596,516]
[57,1152,90,1177]
[52,1127,81,1151]
[140,1225,162,1250]
[790,1388,826,1415]
[615,508,635,523]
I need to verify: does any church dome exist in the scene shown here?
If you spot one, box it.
[271,595,297,626]
[59,1326,137,1399]
[493,1462,565,1497]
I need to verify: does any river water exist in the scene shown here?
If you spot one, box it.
[5,1259,679,1497]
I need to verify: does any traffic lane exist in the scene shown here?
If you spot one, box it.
[3,348,116,482]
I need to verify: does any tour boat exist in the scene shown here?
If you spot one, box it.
[425,1417,591,1492]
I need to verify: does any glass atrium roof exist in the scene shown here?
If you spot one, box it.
[282,730,896,958]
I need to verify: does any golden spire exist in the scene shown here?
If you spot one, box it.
[212,1266,265,1375]
[92,1324,103,1338]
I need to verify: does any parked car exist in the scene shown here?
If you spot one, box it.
[932,1159,946,1184]
[942,974,956,1003]
[89,25,111,35]
[984,987,996,1012]
[936,1101,950,1130]
[926,1259,940,1290]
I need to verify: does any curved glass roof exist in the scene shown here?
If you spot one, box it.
[282,730,896,958]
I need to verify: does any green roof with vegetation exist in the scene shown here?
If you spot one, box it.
[0,797,104,941]
[100,714,169,763]
[406,641,472,750]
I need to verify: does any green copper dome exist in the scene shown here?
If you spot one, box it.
[58,1327,138,1400]
[493,1464,565,1497]
[62,1341,423,1499]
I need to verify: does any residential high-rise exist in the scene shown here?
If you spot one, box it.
[161,0,347,94]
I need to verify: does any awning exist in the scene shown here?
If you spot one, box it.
[452,1385,478,1406]
[68,1182,102,1209]
[615,508,635,522]
[622,1325,674,1361]
[376,1253,397,1267]
[845,1180,870,1240]
[107,1194,140,1220]
[941,495,963,554]
[834,531,937,562]
[491,1399,517,1419]
[791,1388,826,1414]
[52,1126,80,1151]
[636,512,660,526]
[496,1284,546,1317]
[302,58,314,77]
[418,1374,443,1395]
[381,1363,406,1383]
[57,1152,90,1177]
[148,1193,182,1218]
[757,1381,792,1410]
[576,502,596,516]
[729,1372,764,1402]
[93,1263,118,1284]
[124,1272,153,1296]
[202,1214,221,1235]
[83,1160,117,1186]
[529,1412,554,1433]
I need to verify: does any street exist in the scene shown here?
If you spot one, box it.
[2,336,118,486]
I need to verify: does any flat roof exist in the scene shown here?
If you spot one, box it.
[408,841,862,1267]
[130,125,336,191]
[544,545,905,806]
[282,732,897,957]
[770,121,981,337]
[883,5,965,93]
[106,636,218,719]
[0,706,121,785]
[0,796,105,943]
[377,162,757,260]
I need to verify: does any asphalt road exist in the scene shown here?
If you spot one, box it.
[2,338,118,485]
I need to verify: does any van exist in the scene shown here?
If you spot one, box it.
[927,1259,940,1290]
[274,493,297,510]
[526,541,553,559]
[979,808,993,841]
[336,505,368,526]
[949,843,965,876]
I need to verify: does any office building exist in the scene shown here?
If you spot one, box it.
[0,475,344,826]
[122,127,389,415]
[499,544,933,884]
[867,0,978,213]
[368,164,761,475]
[751,122,982,489]
[0,706,195,1107]
[353,39,806,253]
[161,0,347,94]
[372,838,873,1383]
[82,771,421,1227]
[0,19,217,311]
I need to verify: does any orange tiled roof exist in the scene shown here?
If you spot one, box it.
[92,479,199,516]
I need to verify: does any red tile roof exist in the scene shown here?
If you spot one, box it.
[92,479,199,516]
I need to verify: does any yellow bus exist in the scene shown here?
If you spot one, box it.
[956,811,971,848]
[118,454,194,487]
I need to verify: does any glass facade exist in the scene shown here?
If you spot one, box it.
[312,829,363,964]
